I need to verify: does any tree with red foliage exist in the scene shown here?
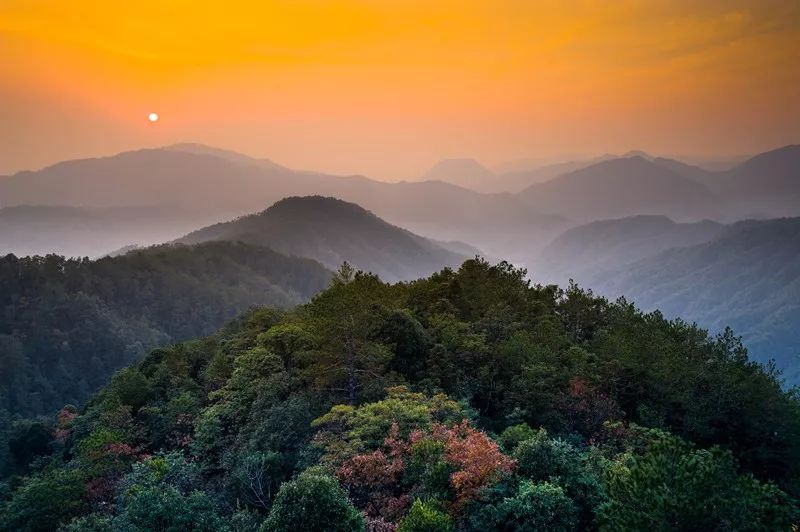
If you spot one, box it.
[53,405,78,443]
[335,420,515,521]
[337,423,412,520]
[435,420,515,510]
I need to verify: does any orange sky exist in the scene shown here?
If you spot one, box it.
[1,0,798,179]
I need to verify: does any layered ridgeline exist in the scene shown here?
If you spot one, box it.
[2,260,798,531]
[535,216,800,380]
[514,146,800,222]
[177,196,472,282]
[3,143,797,264]
[0,242,331,417]
[0,145,562,262]
[534,215,726,283]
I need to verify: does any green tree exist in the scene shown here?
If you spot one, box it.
[0,468,85,532]
[598,436,795,531]
[497,423,537,453]
[261,472,364,532]
[468,481,578,532]
[397,499,453,532]
[514,428,605,527]
[231,451,284,509]
[302,269,400,405]
[114,486,228,532]
[7,419,52,474]
[113,452,228,532]
[311,386,464,465]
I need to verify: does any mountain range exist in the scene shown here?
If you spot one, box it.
[2,143,796,274]
[2,142,798,383]
[414,146,800,224]
[598,217,800,379]
[0,195,480,415]
[0,145,563,261]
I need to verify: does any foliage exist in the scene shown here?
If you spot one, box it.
[497,423,537,453]
[312,385,464,465]
[397,499,453,532]
[230,451,283,508]
[61,513,114,531]
[111,452,228,531]
[261,472,364,532]
[333,416,514,519]
[598,435,796,531]
[468,480,579,532]
[2,258,799,530]
[0,243,331,417]
[512,427,605,527]
[0,468,85,532]
[114,486,228,531]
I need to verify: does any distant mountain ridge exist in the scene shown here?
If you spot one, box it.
[534,215,724,284]
[420,158,496,191]
[177,196,470,282]
[518,156,722,222]
[1,142,797,267]
[0,145,562,262]
[163,142,290,172]
[705,145,800,216]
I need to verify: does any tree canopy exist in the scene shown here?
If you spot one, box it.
[1,258,798,530]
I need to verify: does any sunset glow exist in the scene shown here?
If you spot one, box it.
[1,0,798,177]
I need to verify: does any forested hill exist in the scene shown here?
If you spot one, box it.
[177,196,469,282]
[0,242,331,417]
[2,259,798,531]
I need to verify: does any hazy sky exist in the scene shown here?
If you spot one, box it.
[1,0,798,179]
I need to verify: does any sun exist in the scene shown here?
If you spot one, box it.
[148,112,159,122]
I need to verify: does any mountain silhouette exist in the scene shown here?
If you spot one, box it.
[176,196,471,282]
[518,156,722,221]
[419,158,496,191]
[706,145,800,216]
[534,215,724,284]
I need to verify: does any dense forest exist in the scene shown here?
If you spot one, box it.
[0,242,331,417]
[2,259,797,530]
